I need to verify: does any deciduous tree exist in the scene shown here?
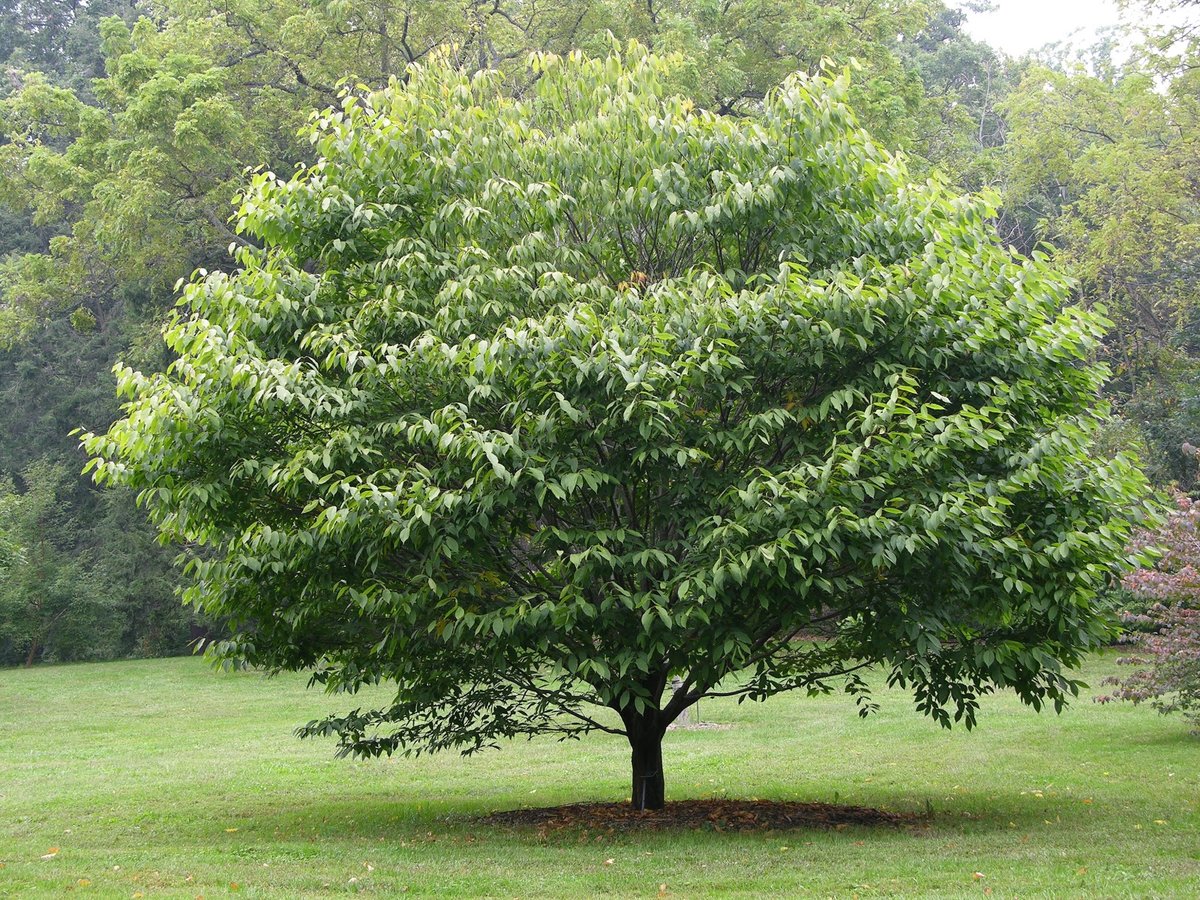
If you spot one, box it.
[997,59,1200,485]
[1099,492,1200,729]
[86,48,1151,808]
[0,462,121,665]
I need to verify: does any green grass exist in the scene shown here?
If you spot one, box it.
[1,653,1197,898]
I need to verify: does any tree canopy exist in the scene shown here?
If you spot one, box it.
[85,47,1151,808]
[0,1,1043,671]
[996,57,1200,486]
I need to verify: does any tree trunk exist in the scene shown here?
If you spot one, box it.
[24,639,38,667]
[629,727,665,811]
[378,2,391,77]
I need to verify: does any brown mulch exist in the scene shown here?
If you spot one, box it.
[481,799,922,832]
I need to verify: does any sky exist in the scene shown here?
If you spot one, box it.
[961,0,1139,56]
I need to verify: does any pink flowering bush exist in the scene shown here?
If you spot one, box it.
[1099,493,1200,729]
[1121,494,1200,604]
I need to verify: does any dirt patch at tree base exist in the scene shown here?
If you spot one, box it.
[482,799,922,832]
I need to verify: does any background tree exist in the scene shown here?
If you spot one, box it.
[87,48,1150,808]
[0,0,139,97]
[1099,492,1200,729]
[0,498,20,577]
[996,57,1200,486]
[0,461,122,665]
[900,1,1018,186]
[0,315,195,664]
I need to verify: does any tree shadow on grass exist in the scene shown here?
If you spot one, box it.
[1113,727,1200,748]
[212,783,1121,846]
[480,798,922,833]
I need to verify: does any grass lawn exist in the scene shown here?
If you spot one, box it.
[0,652,1197,898]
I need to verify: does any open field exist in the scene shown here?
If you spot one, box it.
[1,653,1197,898]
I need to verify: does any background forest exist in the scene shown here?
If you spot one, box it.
[0,0,1196,667]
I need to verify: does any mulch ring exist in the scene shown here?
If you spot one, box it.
[482,799,923,833]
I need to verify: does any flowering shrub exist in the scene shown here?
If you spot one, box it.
[1099,493,1200,729]
[1121,494,1200,604]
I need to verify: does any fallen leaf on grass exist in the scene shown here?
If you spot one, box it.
[972,872,985,880]
[604,858,614,866]
[40,847,60,860]
[224,828,239,833]
[77,879,91,887]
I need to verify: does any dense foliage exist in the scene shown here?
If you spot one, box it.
[85,49,1152,807]
[1100,493,1200,728]
[0,0,1013,668]
[997,57,1200,486]
[0,1,1194,750]
[0,460,122,666]
[0,312,195,665]
[0,0,958,344]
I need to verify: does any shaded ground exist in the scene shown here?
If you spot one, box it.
[482,799,923,832]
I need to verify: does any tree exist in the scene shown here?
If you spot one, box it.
[0,13,315,343]
[900,1,1018,186]
[996,58,1200,486]
[85,48,1150,809]
[0,312,196,664]
[0,499,20,577]
[0,0,139,97]
[999,63,1200,371]
[0,461,121,666]
[1099,492,1200,729]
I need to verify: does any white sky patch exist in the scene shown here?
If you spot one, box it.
[958,0,1185,57]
